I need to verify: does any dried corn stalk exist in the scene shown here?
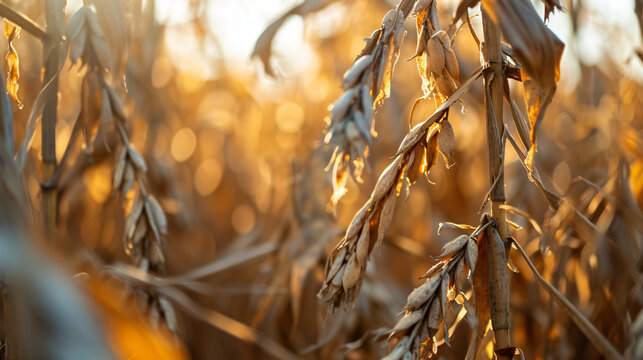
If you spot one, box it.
[324,0,415,206]
[66,6,177,334]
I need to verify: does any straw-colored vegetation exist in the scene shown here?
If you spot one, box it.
[0,0,641,359]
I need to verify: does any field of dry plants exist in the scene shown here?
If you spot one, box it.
[0,0,642,359]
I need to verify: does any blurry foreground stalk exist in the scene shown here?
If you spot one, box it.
[41,0,64,236]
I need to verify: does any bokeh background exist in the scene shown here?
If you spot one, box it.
[1,0,642,359]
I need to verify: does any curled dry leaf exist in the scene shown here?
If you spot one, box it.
[4,19,22,109]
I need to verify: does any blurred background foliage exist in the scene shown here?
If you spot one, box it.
[0,0,642,359]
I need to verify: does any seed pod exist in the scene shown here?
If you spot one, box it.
[84,7,103,37]
[70,28,87,63]
[372,157,402,200]
[377,192,397,244]
[426,35,445,75]
[406,143,427,184]
[466,239,478,274]
[425,127,440,173]
[149,241,165,265]
[436,30,451,50]
[331,264,345,287]
[356,222,370,265]
[438,119,456,167]
[406,275,441,308]
[122,163,135,194]
[437,234,469,259]
[125,192,145,240]
[326,247,347,281]
[382,336,409,360]
[132,215,147,247]
[342,55,374,89]
[435,74,455,97]
[91,34,113,71]
[392,11,406,49]
[342,254,361,290]
[65,8,86,40]
[440,274,450,345]
[330,89,355,122]
[393,309,423,332]
[106,86,126,121]
[381,10,400,37]
[353,110,370,142]
[158,297,178,334]
[427,297,441,336]
[127,145,147,172]
[113,147,127,190]
[445,48,460,80]
[412,0,432,16]
[455,259,467,293]
[146,195,167,237]
[345,121,361,143]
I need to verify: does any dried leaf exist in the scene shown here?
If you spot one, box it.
[523,77,554,170]
[4,19,22,109]
[482,0,564,91]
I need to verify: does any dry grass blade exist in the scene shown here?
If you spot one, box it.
[169,242,279,282]
[511,239,625,360]
[108,267,299,360]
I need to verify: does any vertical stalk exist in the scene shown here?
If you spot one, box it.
[41,1,63,234]
[481,8,512,358]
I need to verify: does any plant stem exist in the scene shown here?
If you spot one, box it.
[481,8,512,358]
[0,3,46,41]
[41,1,64,235]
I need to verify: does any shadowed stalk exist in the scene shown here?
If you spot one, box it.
[481,8,512,359]
[41,0,64,235]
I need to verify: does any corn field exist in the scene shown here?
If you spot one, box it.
[0,0,641,359]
